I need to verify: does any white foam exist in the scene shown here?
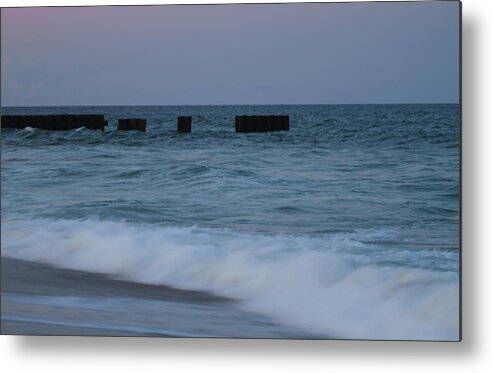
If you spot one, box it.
[1,219,459,340]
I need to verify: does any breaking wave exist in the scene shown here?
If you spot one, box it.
[1,218,459,340]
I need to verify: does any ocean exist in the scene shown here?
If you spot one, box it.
[0,104,460,340]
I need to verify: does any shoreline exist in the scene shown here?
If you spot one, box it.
[1,257,312,338]
[1,257,228,337]
[1,257,228,304]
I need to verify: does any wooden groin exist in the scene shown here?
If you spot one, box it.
[117,119,147,132]
[1,114,291,134]
[235,115,289,133]
[1,115,107,131]
[177,116,192,133]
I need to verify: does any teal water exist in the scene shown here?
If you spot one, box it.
[1,104,460,340]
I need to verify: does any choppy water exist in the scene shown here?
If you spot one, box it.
[1,104,460,340]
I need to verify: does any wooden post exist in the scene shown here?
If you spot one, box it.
[118,119,146,132]
[245,116,251,132]
[282,115,290,131]
[258,116,267,132]
[234,115,290,133]
[1,114,107,131]
[235,116,245,133]
[236,116,247,133]
[177,116,192,133]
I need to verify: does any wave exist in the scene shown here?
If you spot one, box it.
[1,219,459,340]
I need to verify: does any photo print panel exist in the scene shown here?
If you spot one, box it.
[0,1,461,341]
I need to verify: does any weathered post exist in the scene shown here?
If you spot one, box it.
[282,115,290,131]
[275,116,283,131]
[250,115,259,132]
[118,119,146,132]
[234,115,290,133]
[1,114,108,131]
[258,116,267,132]
[265,116,274,132]
[177,116,192,133]
[235,116,241,132]
[238,115,247,133]
[241,116,250,133]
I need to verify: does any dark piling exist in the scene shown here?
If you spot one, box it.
[245,116,255,133]
[177,116,192,133]
[1,115,106,131]
[281,116,288,131]
[117,119,147,132]
[235,116,245,133]
[234,115,290,133]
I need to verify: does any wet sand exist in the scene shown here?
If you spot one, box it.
[1,257,311,338]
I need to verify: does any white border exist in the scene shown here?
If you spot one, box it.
[2,0,493,372]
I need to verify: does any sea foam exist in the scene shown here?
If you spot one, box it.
[1,218,459,340]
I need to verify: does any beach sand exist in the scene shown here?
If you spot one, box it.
[0,257,311,338]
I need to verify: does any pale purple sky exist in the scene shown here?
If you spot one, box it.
[1,2,460,106]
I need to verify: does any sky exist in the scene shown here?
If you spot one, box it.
[0,1,460,106]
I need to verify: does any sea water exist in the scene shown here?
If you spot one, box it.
[1,104,460,340]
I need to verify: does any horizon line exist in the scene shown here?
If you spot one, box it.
[1,102,460,109]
